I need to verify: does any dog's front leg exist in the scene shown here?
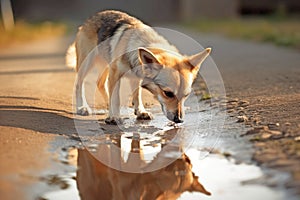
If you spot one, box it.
[105,67,122,125]
[131,79,153,120]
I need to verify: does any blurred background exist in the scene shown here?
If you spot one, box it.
[0,0,300,48]
[6,0,300,22]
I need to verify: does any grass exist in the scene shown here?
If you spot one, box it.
[184,16,300,49]
[0,20,67,47]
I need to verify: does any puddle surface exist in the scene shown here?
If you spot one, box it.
[30,104,295,200]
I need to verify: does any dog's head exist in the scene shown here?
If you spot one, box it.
[137,47,211,123]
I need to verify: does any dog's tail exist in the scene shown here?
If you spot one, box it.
[65,42,77,70]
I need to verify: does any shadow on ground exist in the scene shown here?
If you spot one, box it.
[0,105,77,136]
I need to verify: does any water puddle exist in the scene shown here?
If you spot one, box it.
[28,104,294,200]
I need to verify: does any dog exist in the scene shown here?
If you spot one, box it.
[66,10,211,124]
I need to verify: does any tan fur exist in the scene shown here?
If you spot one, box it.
[67,10,211,124]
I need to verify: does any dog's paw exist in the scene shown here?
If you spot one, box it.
[77,107,92,116]
[105,117,123,125]
[136,111,153,120]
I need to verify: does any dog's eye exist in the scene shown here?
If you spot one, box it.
[163,91,175,98]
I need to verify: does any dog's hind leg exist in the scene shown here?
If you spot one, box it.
[97,67,109,104]
[131,79,153,120]
[75,58,95,115]
[75,40,99,116]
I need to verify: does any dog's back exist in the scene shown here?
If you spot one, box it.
[82,10,142,44]
[66,10,176,72]
[66,10,143,71]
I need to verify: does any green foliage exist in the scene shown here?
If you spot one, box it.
[0,21,67,47]
[185,17,300,49]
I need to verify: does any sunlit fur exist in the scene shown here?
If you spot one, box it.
[140,49,197,121]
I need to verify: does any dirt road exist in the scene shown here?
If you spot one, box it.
[0,28,299,199]
[0,37,77,199]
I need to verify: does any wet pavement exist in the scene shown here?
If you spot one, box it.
[0,32,299,200]
[1,101,294,199]
[26,105,294,200]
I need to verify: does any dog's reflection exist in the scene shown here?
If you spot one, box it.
[76,133,211,200]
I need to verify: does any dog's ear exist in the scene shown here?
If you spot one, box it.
[189,176,211,195]
[137,47,162,78]
[187,47,211,74]
[138,47,160,64]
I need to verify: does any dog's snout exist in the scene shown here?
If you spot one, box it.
[173,115,183,123]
